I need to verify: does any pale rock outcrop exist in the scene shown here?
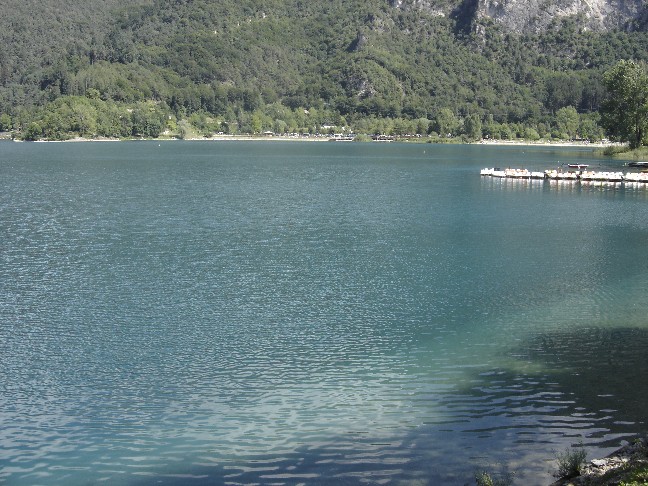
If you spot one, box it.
[388,0,647,32]
[476,0,645,32]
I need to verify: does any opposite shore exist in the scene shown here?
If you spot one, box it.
[10,133,646,160]
[0,131,616,148]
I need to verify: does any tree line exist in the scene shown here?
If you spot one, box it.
[2,95,609,143]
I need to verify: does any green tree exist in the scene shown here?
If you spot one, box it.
[524,127,541,141]
[86,88,101,100]
[545,73,582,113]
[435,108,459,138]
[415,118,430,135]
[482,114,500,140]
[601,60,648,149]
[555,106,580,139]
[24,122,43,141]
[70,98,98,136]
[463,114,482,141]
[0,112,11,131]
[579,114,604,142]
[250,113,263,134]
[42,111,67,140]
[96,103,132,137]
[500,123,514,140]
[131,102,165,138]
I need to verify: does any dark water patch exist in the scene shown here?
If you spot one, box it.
[517,326,648,432]
[430,326,648,482]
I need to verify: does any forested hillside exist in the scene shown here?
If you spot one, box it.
[1,0,647,140]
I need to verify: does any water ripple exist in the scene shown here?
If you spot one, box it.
[1,142,647,485]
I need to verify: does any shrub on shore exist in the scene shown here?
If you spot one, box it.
[555,443,587,479]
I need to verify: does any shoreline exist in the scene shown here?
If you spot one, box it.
[9,135,614,148]
[550,436,647,486]
[476,139,611,148]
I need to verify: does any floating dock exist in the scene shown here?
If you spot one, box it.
[480,167,648,183]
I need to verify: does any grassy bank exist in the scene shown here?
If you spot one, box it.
[600,145,648,160]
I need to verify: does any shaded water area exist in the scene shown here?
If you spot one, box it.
[1,141,647,485]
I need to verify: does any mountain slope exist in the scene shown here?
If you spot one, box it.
[1,0,647,139]
[0,0,152,108]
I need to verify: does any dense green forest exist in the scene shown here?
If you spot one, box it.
[1,0,647,141]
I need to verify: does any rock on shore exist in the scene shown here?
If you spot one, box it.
[551,437,647,486]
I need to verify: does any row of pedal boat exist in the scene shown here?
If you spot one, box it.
[480,166,648,182]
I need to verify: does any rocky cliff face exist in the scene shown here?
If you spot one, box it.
[476,0,647,33]
[389,0,448,16]
[390,0,647,32]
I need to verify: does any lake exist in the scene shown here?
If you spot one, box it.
[1,140,647,485]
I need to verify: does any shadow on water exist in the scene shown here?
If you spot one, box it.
[124,438,491,486]
[512,326,648,433]
[423,326,648,483]
[123,327,648,486]
[124,438,469,486]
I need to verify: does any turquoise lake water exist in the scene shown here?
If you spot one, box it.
[1,141,647,485]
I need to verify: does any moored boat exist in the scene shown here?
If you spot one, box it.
[624,172,648,182]
[480,167,506,177]
[579,170,596,181]
[545,169,578,180]
[481,167,648,184]
[504,168,531,178]
[587,171,624,182]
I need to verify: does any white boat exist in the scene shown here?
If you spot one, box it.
[594,171,624,181]
[625,172,648,182]
[481,167,648,184]
[545,170,577,180]
[504,168,531,178]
